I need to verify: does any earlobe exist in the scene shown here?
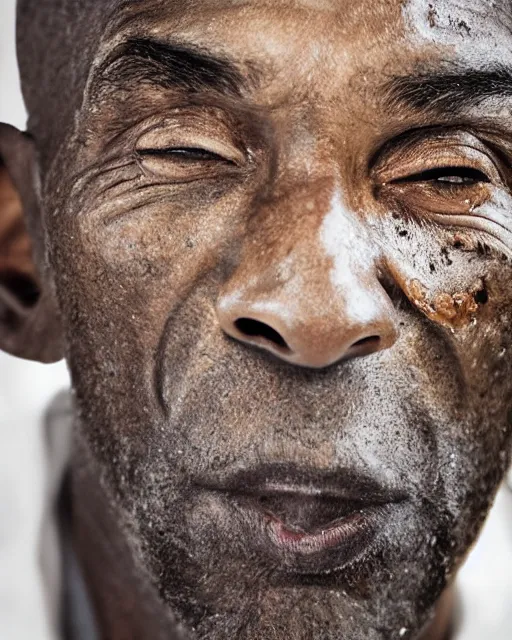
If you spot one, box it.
[0,123,64,362]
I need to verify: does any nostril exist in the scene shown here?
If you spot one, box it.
[235,318,290,350]
[352,336,380,349]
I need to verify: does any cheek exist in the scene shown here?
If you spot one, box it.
[78,180,250,281]
[379,219,512,435]
[379,219,505,333]
[461,259,512,416]
[52,181,253,356]
[378,220,512,540]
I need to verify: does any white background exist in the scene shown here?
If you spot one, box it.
[0,1,511,638]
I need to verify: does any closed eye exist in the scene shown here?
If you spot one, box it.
[393,166,491,186]
[138,147,236,164]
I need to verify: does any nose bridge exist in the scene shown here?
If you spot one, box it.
[319,186,383,325]
[224,177,346,305]
[252,186,380,316]
[217,181,398,368]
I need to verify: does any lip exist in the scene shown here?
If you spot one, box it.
[196,463,407,574]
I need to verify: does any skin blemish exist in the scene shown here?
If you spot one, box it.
[451,234,470,250]
[406,278,485,329]
[473,285,488,305]
[440,247,453,266]
[427,4,438,29]
[457,19,471,36]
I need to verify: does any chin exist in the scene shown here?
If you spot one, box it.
[130,480,455,640]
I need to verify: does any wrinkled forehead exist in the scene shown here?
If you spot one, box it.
[19,0,512,174]
[98,0,512,69]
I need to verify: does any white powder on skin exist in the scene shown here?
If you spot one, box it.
[319,187,383,326]
[403,0,512,65]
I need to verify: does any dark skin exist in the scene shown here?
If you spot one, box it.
[2,0,512,638]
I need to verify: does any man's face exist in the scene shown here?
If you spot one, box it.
[40,0,512,637]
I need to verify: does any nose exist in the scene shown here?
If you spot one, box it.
[217,285,397,368]
[216,190,398,369]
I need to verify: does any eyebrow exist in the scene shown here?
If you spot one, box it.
[100,37,249,96]
[385,65,512,115]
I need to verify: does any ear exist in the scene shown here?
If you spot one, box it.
[0,123,64,362]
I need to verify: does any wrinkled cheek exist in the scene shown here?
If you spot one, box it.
[50,189,245,399]
[377,221,512,374]
[376,221,512,482]
[442,256,512,404]
[434,269,512,534]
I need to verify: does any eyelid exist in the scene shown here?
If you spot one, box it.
[136,119,247,166]
[372,132,504,186]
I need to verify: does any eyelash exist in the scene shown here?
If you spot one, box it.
[138,142,495,197]
[138,147,234,164]
[394,166,490,186]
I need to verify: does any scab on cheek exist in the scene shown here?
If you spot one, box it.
[405,278,486,330]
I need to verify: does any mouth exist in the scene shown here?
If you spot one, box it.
[197,463,407,574]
